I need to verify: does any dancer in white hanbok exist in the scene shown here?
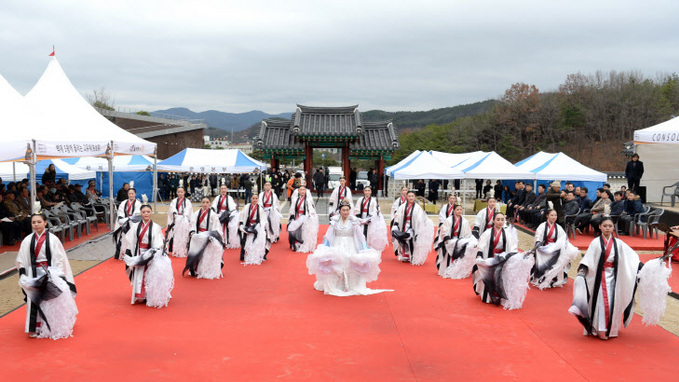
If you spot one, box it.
[16,213,77,339]
[211,184,239,249]
[472,212,535,309]
[123,204,173,308]
[531,209,578,289]
[471,197,497,239]
[436,204,475,278]
[113,188,142,259]
[287,185,319,253]
[259,181,282,244]
[569,217,672,339]
[239,194,268,265]
[354,186,388,252]
[184,197,226,279]
[391,191,435,265]
[433,194,458,252]
[166,186,193,258]
[328,176,353,218]
[307,199,389,296]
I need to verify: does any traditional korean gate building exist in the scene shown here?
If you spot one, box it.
[255,105,400,191]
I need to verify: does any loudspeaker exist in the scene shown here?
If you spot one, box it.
[638,186,646,203]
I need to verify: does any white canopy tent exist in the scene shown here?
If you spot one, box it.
[1,57,157,223]
[0,74,45,162]
[514,152,607,182]
[385,150,464,180]
[429,150,484,167]
[158,148,267,174]
[634,116,679,202]
[456,151,534,180]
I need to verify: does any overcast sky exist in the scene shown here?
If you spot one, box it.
[1,0,678,114]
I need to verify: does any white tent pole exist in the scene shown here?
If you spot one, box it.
[29,140,38,213]
[463,179,466,214]
[153,154,158,210]
[108,141,115,230]
[12,162,16,182]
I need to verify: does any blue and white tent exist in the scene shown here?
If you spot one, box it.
[0,159,95,184]
[386,150,463,179]
[62,155,156,200]
[454,151,533,180]
[514,152,606,199]
[158,148,266,174]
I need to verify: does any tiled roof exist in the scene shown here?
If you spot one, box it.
[255,105,399,154]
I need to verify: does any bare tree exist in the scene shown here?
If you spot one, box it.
[86,87,115,111]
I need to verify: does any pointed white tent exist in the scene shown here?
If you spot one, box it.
[23,57,156,158]
[0,74,42,162]
[634,116,679,201]
[158,148,266,174]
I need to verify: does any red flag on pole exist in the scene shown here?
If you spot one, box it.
[49,45,55,56]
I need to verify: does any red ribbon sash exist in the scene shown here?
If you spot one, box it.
[546,223,556,244]
[138,222,150,250]
[264,192,271,207]
[362,197,369,213]
[198,209,208,231]
[452,217,460,237]
[297,197,305,216]
[249,205,258,224]
[34,232,47,259]
[493,228,503,254]
[486,208,493,228]
[126,200,134,216]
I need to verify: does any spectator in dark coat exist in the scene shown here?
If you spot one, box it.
[619,191,644,234]
[313,168,326,198]
[625,154,644,193]
[493,181,503,200]
[475,179,483,199]
[545,181,564,225]
[428,179,440,203]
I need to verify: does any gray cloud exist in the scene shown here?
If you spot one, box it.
[2,0,678,114]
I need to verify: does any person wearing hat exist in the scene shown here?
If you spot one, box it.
[545,181,564,226]
[71,183,88,204]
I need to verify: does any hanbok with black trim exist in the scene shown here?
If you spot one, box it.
[471,206,496,239]
[238,202,268,265]
[569,235,672,339]
[287,193,319,253]
[472,226,534,309]
[16,230,77,339]
[259,190,282,243]
[435,214,475,278]
[184,207,225,279]
[391,201,434,265]
[306,215,389,296]
[113,198,142,259]
[123,220,173,307]
[354,195,388,252]
[167,196,193,258]
[211,193,240,249]
[531,221,578,289]
[328,185,353,217]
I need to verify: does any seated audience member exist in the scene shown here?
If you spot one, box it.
[578,187,592,211]
[71,184,89,204]
[588,189,612,235]
[116,183,131,202]
[574,188,609,234]
[15,187,32,216]
[619,191,644,234]
[522,184,547,228]
[37,186,59,209]
[2,192,31,235]
[86,180,101,202]
[516,183,536,223]
[0,193,23,245]
[563,192,580,226]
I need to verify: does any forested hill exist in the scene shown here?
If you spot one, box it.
[360,100,498,131]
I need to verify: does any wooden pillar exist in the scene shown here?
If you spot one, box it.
[270,156,278,170]
[343,142,351,187]
[377,155,384,191]
[305,142,313,190]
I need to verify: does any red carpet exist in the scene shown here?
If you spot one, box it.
[0,226,677,381]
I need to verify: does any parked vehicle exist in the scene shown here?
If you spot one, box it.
[326,167,344,190]
[356,171,370,190]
